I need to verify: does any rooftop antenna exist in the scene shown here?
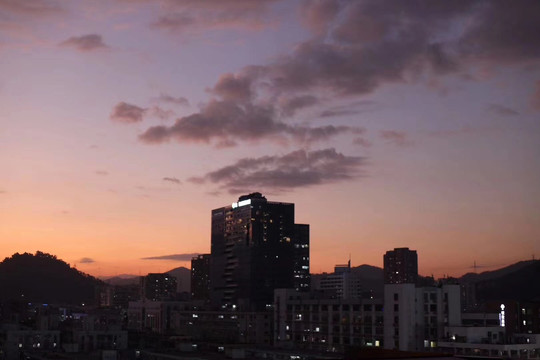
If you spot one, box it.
[348,253,351,268]
[473,260,477,273]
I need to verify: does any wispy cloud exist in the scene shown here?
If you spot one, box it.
[110,102,146,123]
[163,177,181,184]
[188,148,365,193]
[154,93,189,106]
[149,0,280,35]
[138,99,361,146]
[60,34,108,52]
[79,257,95,264]
[487,103,520,116]
[95,170,109,176]
[141,253,199,261]
[380,130,412,147]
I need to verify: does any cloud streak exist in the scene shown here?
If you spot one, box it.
[149,0,280,35]
[60,34,108,52]
[188,148,365,192]
[163,177,181,184]
[380,130,412,147]
[487,103,520,117]
[141,253,199,261]
[154,93,189,106]
[79,257,95,264]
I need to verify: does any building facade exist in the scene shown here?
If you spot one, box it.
[383,247,418,285]
[317,261,363,300]
[210,192,310,310]
[141,273,177,301]
[191,254,210,301]
[274,289,384,352]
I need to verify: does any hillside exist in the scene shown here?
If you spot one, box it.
[166,266,191,293]
[101,266,191,293]
[460,260,537,283]
[468,260,540,302]
[0,252,103,305]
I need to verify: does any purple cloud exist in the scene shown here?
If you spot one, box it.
[139,100,360,146]
[380,130,412,147]
[154,93,189,106]
[150,0,280,34]
[163,177,181,184]
[110,102,146,123]
[60,34,108,52]
[487,104,520,117]
[188,148,365,192]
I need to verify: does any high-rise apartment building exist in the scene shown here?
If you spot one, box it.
[191,254,211,301]
[210,192,310,310]
[141,273,177,301]
[317,261,363,300]
[383,247,418,284]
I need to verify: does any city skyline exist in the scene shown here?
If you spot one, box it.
[1,0,539,278]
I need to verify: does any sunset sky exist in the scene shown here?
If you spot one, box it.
[1,0,539,278]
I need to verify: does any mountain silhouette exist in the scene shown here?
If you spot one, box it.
[165,266,191,293]
[101,266,191,293]
[460,260,537,283]
[460,260,540,302]
[0,251,103,305]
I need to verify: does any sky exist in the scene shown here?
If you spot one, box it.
[1,0,539,278]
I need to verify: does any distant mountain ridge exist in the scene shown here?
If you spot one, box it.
[102,266,191,293]
[0,251,103,305]
[464,260,540,302]
[460,260,537,283]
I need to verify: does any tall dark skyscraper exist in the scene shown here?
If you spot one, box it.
[383,247,418,284]
[210,192,310,310]
[191,254,210,301]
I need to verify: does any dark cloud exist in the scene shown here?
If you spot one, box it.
[487,103,520,117]
[110,102,146,123]
[155,93,189,106]
[139,100,359,146]
[141,253,199,261]
[163,177,181,184]
[189,148,365,192]
[211,73,253,102]
[79,257,95,264]
[60,34,108,52]
[230,1,540,100]
[135,1,540,149]
[380,130,412,147]
[95,170,109,176]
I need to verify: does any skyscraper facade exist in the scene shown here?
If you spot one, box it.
[141,273,177,301]
[191,254,211,301]
[383,247,418,284]
[210,192,310,310]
